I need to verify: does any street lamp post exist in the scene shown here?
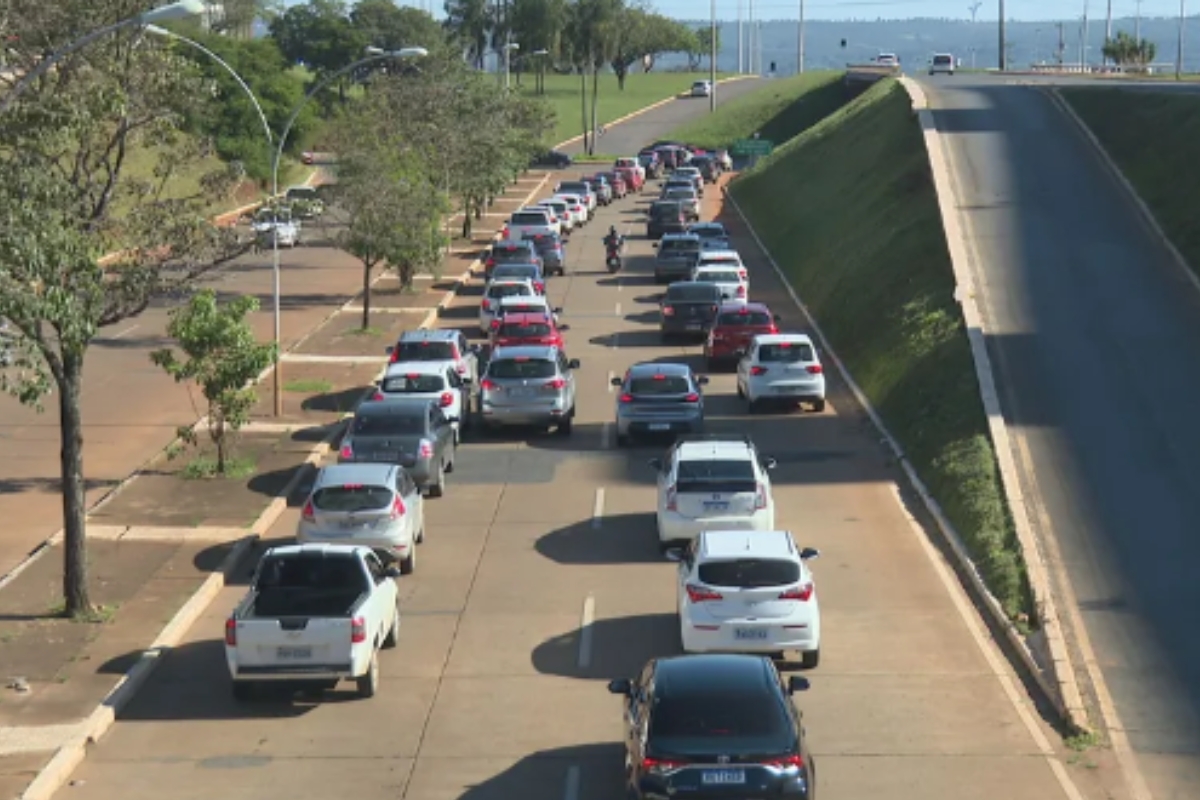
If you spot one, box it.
[503,42,519,91]
[510,48,548,90]
[710,0,717,112]
[267,45,428,416]
[1,0,209,113]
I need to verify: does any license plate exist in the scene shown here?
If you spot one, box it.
[702,500,729,511]
[277,646,312,659]
[508,387,534,397]
[701,770,746,785]
[373,450,400,461]
[774,386,797,394]
[648,423,671,431]
[686,322,703,330]
[735,628,769,641]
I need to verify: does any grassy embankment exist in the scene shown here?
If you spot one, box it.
[728,78,1031,622]
[1059,88,1200,277]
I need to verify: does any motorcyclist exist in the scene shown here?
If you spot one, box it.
[603,226,623,253]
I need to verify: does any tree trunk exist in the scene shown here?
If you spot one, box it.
[57,355,91,617]
[462,196,474,239]
[362,262,373,328]
[579,70,589,154]
[615,64,627,90]
[215,422,227,475]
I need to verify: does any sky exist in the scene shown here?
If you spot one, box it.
[333,0,1190,26]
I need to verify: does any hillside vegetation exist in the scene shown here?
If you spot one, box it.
[731,79,1031,621]
[1060,88,1200,278]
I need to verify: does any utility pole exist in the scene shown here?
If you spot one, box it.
[710,0,717,111]
[798,0,806,73]
[738,0,744,73]
[1079,0,1090,68]
[1105,0,1113,64]
[969,1,981,22]
[999,0,1007,70]
[1057,21,1066,65]
[748,0,755,74]
[1178,0,1187,79]
[1135,0,1143,42]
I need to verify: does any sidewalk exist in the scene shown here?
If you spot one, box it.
[0,167,553,800]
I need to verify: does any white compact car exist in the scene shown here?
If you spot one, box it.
[668,530,821,668]
[252,207,300,248]
[491,294,561,328]
[552,194,588,227]
[691,80,713,97]
[649,435,777,549]
[530,200,573,234]
[372,361,470,444]
[691,263,748,304]
[735,333,826,413]
[479,279,536,334]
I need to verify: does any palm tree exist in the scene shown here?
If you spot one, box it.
[444,0,491,69]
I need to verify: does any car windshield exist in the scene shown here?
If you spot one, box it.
[718,311,772,326]
[759,343,814,362]
[698,558,802,588]
[676,458,757,494]
[488,358,557,379]
[660,239,701,256]
[667,284,720,302]
[488,283,532,299]
[494,246,535,261]
[392,341,455,361]
[499,322,552,338]
[630,375,691,395]
[381,373,445,393]
[352,412,425,436]
[311,485,393,512]
[696,270,741,284]
[511,212,549,225]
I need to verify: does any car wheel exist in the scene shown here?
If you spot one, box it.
[558,413,573,435]
[415,523,425,544]
[400,546,416,575]
[812,399,827,413]
[747,397,759,414]
[231,681,255,702]
[356,651,380,698]
[428,464,445,498]
[736,381,745,399]
[382,603,400,649]
[801,648,821,670]
[444,447,456,474]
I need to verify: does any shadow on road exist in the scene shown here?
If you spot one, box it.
[535,513,661,565]
[532,613,680,680]
[458,743,625,800]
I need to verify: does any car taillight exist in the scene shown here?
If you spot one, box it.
[751,366,768,376]
[390,496,406,520]
[481,378,497,391]
[763,754,805,769]
[339,443,353,459]
[662,305,675,316]
[486,257,495,266]
[779,583,814,601]
[665,485,677,512]
[619,393,634,403]
[768,324,778,333]
[643,756,686,774]
[684,393,699,402]
[371,390,384,401]
[736,284,746,297]
[491,319,501,330]
[482,299,491,310]
[418,439,434,458]
[738,269,748,280]
[388,350,399,363]
[807,364,823,374]
[302,499,316,522]
[439,392,454,407]
[545,377,566,389]
[351,616,367,644]
[501,227,510,238]
[755,483,767,510]
[534,281,545,293]
[685,584,723,603]
[224,618,237,646]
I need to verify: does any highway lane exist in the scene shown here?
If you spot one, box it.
[921,73,1200,799]
[933,72,1200,93]
[46,168,1101,800]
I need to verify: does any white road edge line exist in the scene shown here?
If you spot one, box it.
[591,487,606,528]
[577,597,595,670]
[564,764,582,800]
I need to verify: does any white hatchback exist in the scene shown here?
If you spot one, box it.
[736,333,826,413]
[531,200,573,233]
[649,435,777,548]
[691,263,748,304]
[552,194,588,227]
[480,279,536,334]
[668,529,821,668]
[372,361,470,444]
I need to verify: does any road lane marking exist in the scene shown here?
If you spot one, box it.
[577,597,595,670]
[110,325,139,340]
[614,301,622,316]
[591,487,605,528]
[564,765,581,800]
[600,422,613,449]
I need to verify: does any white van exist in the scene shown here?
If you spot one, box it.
[930,53,956,75]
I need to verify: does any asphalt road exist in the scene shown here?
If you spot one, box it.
[920,73,1200,799]
[42,160,1112,800]
[932,72,1200,93]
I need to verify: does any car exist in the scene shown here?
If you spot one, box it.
[687,221,730,249]
[296,463,425,573]
[612,362,708,445]
[875,52,900,67]
[554,180,597,214]
[648,434,778,548]
[552,193,589,227]
[489,262,546,291]
[695,248,744,270]
[480,278,537,333]
[490,294,561,328]
[602,170,629,199]
[531,149,573,168]
[608,654,816,800]
[477,345,580,435]
[492,311,567,349]
[735,333,826,413]
[929,52,955,75]
[660,185,700,220]
[666,530,821,667]
[659,281,722,341]
[371,361,471,443]
[385,328,478,385]
[704,302,781,368]
[614,156,646,184]
[653,233,703,284]
[647,200,688,239]
[586,174,613,205]
[691,263,748,304]
[690,79,713,97]
[338,397,457,498]
[672,166,704,195]
[251,206,300,248]
[529,199,573,235]
[484,239,542,278]
[523,232,567,276]
[637,150,663,179]
[284,186,324,219]
[503,207,557,240]
[694,156,721,184]
[615,165,643,192]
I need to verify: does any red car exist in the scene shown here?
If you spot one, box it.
[615,165,642,192]
[491,312,566,348]
[704,302,781,368]
[603,171,628,199]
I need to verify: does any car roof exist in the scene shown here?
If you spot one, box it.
[314,462,396,487]
[698,249,741,259]
[383,361,447,377]
[487,279,533,289]
[490,344,561,360]
[498,312,554,325]
[354,397,433,417]
[661,232,701,242]
[397,328,459,342]
[653,654,780,696]
[498,294,548,305]
[698,530,797,560]
[718,300,771,313]
[265,543,375,558]
[628,361,690,378]
[753,333,814,347]
[677,437,756,461]
[494,239,534,249]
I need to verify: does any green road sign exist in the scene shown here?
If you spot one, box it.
[731,138,774,157]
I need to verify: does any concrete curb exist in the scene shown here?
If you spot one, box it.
[892,77,1087,731]
[1042,87,1200,293]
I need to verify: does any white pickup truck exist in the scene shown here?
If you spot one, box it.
[224,544,401,700]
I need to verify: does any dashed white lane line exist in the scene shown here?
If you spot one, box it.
[591,487,606,528]
[577,596,596,670]
[564,764,582,800]
[600,422,613,449]
[614,301,622,316]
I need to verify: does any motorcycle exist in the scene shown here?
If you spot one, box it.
[605,237,624,273]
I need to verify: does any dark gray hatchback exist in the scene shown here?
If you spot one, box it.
[338,398,457,497]
[659,281,722,340]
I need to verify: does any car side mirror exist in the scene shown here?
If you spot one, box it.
[800,547,820,560]
[663,547,684,562]
[385,566,403,579]
[697,376,709,385]
[384,346,394,355]
[651,242,659,248]
[647,457,662,471]
[607,678,632,696]
[788,676,811,694]
[761,457,778,470]
[567,359,581,369]
[610,377,623,387]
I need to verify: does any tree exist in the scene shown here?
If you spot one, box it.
[1102,31,1156,67]
[443,0,491,69]
[351,0,446,52]
[150,291,277,475]
[686,24,719,71]
[0,0,244,616]
[269,0,366,102]
[638,14,694,74]
[509,0,566,93]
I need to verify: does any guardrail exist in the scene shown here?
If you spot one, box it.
[844,63,902,94]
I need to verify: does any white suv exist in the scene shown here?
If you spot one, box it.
[667,530,821,668]
[691,263,748,304]
[479,279,536,334]
[648,435,777,549]
[735,333,826,413]
[372,361,470,444]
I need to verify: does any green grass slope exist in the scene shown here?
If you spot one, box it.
[666,71,847,149]
[730,79,1031,621]
[1059,88,1200,277]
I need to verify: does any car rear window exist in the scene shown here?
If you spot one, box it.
[488,283,533,299]
[511,212,549,225]
[381,373,445,393]
[559,182,589,193]
[676,458,757,494]
[692,227,724,238]
[311,484,393,512]
[934,55,953,65]
[698,558,802,588]
[696,270,741,284]
[759,343,814,362]
[718,311,772,326]
[660,239,701,256]
[392,341,455,361]
[666,284,720,302]
[494,245,535,261]
[352,412,425,436]
[700,255,741,266]
[651,203,683,219]
[493,265,539,280]
[498,302,547,316]
[630,375,691,395]
[488,358,558,379]
[649,686,791,741]
[499,322,552,338]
